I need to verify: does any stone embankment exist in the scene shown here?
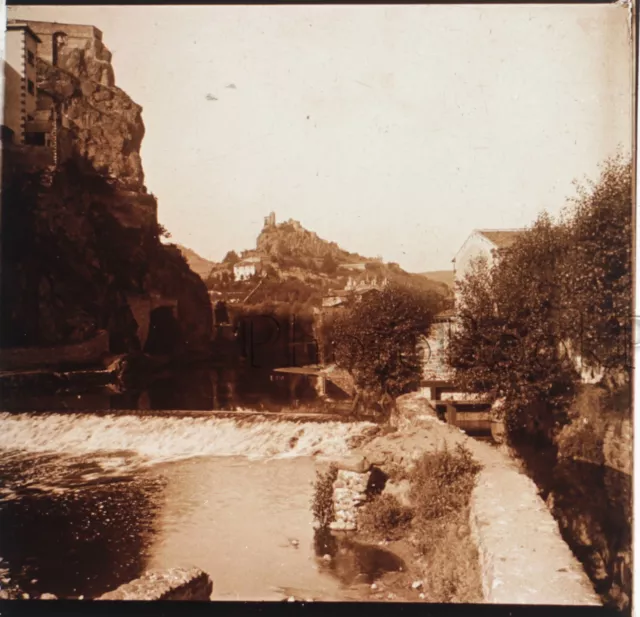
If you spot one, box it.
[324,390,602,606]
[98,567,213,601]
[328,456,372,532]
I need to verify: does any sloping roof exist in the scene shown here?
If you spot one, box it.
[476,229,526,249]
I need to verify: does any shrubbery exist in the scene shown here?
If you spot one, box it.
[410,444,482,522]
[311,464,338,529]
[409,444,483,602]
[358,493,413,541]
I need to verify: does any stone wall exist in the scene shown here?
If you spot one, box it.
[98,567,213,601]
[467,439,602,606]
[326,455,372,532]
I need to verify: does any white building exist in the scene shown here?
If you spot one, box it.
[3,21,41,144]
[452,229,525,302]
[233,256,262,281]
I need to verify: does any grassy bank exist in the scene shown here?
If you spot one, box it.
[313,443,484,602]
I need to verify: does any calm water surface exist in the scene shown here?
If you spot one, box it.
[0,411,378,600]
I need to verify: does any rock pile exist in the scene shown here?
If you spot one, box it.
[328,455,372,531]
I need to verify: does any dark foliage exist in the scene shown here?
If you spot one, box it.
[331,284,444,398]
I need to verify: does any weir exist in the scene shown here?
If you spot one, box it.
[0,411,377,465]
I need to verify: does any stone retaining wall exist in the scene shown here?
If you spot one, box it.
[97,567,213,601]
[325,455,372,532]
[467,440,602,605]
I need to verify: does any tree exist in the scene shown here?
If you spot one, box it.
[331,284,444,400]
[222,250,240,266]
[449,215,578,439]
[321,253,338,275]
[559,154,632,386]
[448,154,633,442]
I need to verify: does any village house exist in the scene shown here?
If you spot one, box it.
[419,229,524,401]
[344,273,388,293]
[452,229,526,293]
[233,256,262,281]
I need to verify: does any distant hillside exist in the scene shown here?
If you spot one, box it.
[176,245,216,279]
[418,270,455,289]
[189,216,453,306]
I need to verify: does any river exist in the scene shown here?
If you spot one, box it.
[0,367,631,607]
[0,409,386,600]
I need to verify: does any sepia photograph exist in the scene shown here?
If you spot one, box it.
[0,2,634,610]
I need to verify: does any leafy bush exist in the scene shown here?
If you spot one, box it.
[410,444,481,521]
[358,493,414,541]
[312,464,338,528]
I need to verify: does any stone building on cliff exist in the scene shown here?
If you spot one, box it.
[3,21,41,145]
[3,20,116,167]
[1,19,213,364]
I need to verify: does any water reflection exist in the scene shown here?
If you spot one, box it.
[313,528,405,586]
[515,445,632,613]
[143,456,346,600]
[0,455,164,599]
[1,367,340,413]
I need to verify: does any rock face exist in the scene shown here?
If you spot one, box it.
[1,22,212,361]
[37,57,144,190]
[98,567,213,601]
[257,219,353,264]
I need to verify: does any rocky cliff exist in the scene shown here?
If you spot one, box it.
[256,219,357,264]
[1,25,212,363]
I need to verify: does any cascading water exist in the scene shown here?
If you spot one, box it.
[0,410,378,600]
[0,411,374,463]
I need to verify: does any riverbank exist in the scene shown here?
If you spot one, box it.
[317,389,602,605]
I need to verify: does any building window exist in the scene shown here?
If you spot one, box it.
[27,79,35,95]
[27,50,35,66]
[25,132,46,146]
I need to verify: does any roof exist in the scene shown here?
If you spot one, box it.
[234,257,261,267]
[6,21,42,43]
[476,229,526,249]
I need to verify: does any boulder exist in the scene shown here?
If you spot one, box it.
[97,567,213,601]
[331,455,371,473]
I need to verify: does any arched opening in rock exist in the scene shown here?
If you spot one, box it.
[144,306,181,356]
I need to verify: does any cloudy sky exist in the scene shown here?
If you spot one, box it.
[8,5,633,272]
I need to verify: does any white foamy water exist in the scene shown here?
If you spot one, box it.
[0,412,374,465]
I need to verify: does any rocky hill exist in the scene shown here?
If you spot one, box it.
[256,218,363,265]
[200,217,451,305]
[1,23,212,362]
